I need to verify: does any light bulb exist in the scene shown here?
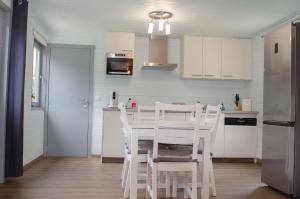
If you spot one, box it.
[165,22,171,35]
[159,19,164,31]
[148,21,154,34]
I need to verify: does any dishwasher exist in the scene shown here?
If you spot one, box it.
[224,117,258,158]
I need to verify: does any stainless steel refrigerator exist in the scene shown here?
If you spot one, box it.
[262,22,300,197]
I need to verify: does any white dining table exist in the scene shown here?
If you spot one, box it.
[129,120,211,199]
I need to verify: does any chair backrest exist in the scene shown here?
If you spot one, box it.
[203,105,221,151]
[137,105,155,122]
[153,102,203,160]
[118,103,131,147]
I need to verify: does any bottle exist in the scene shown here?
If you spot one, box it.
[220,102,225,111]
[131,99,137,108]
[126,98,132,109]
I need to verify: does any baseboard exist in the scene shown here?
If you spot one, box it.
[212,158,257,164]
[256,158,262,165]
[91,155,101,158]
[101,157,259,164]
[101,157,124,163]
[23,155,44,171]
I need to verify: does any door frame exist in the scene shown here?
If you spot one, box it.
[44,44,95,157]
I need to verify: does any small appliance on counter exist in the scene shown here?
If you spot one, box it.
[241,99,252,112]
[109,91,119,108]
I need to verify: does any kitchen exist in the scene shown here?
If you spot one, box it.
[0,0,299,199]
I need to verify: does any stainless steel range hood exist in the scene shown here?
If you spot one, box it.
[142,35,177,70]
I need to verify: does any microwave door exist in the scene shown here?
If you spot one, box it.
[107,58,133,75]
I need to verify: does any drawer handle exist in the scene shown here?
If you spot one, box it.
[204,74,215,77]
[192,74,202,77]
[222,75,233,78]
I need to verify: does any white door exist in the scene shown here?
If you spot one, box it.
[47,45,93,157]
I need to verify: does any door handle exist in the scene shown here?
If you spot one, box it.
[79,98,89,109]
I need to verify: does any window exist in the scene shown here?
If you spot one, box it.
[31,41,43,107]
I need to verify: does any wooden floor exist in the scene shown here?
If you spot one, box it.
[0,158,288,199]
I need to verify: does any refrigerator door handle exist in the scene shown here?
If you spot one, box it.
[263,120,295,127]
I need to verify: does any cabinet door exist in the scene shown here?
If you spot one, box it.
[224,126,257,158]
[221,39,252,80]
[106,32,135,53]
[182,36,203,78]
[213,114,225,157]
[203,37,222,79]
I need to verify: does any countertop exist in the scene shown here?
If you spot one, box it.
[103,107,259,115]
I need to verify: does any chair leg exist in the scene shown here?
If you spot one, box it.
[122,159,129,188]
[192,164,198,199]
[124,171,130,198]
[184,172,189,199]
[166,172,171,198]
[121,157,126,180]
[210,160,217,197]
[152,164,158,199]
[146,163,150,199]
[172,174,178,198]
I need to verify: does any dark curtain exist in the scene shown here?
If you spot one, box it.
[5,0,28,178]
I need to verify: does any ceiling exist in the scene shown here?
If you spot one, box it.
[30,0,300,39]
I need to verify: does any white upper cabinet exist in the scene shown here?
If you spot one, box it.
[203,37,222,79]
[181,36,203,78]
[181,36,252,80]
[106,32,135,53]
[221,39,252,80]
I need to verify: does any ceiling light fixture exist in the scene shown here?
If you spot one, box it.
[148,11,173,35]
[148,20,154,34]
[165,21,171,35]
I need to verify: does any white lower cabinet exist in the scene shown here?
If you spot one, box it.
[102,110,130,158]
[224,126,257,158]
[213,113,258,158]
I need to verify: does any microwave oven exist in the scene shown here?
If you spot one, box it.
[106,52,133,75]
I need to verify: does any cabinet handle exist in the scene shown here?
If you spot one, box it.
[204,74,215,77]
[222,75,233,78]
[191,74,202,77]
[122,50,133,52]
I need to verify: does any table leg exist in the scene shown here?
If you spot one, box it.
[201,133,210,199]
[130,130,138,199]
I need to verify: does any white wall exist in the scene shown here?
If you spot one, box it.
[23,7,48,165]
[250,36,264,159]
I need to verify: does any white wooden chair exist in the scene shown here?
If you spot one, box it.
[119,103,153,198]
[171,104,221,197]
[146,102,203,199]
[199,105,221,197]
[137,105,155,121]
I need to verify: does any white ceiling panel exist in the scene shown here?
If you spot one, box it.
[30,0,300,38]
